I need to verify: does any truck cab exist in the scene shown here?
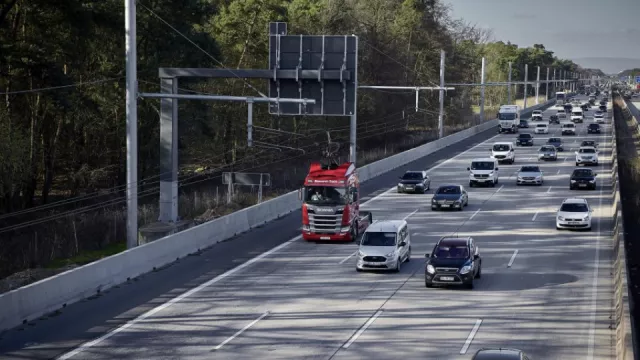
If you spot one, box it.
[497,105,520,133]
[300,162,371,241]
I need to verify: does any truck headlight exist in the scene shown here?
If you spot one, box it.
[460,264,473,274]
[341,226,350,233]
[426,265,435,274]
[302,225,310,231]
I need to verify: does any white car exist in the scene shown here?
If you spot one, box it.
[594,112,605,123]
[575,146,599,166]
[571,110,584,123]
[531,110,543,121]
[556,198,592,231]
[561,122,576,135]
[357,220,411,272]
[491,142,515,164]
[534,123,549,134]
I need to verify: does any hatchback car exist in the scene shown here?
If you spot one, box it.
[357,220,411,272]
[556,198,592,231]
[516,165,544,185]
[538,145,558,161]
[518,119,529,128]
[546,137,564,151]
[471,348,531,360]
[424,236,481,289]
[431,184,468,210]
[588,123,601,134]
[397,171,431,193]
[549,114,560,124]
[570,168,597,190]
[594,112,605,123]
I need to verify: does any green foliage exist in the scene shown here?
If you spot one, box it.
[0,0,597,278]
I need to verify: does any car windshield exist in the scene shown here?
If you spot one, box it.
[360,232,396,246]
[304,186,348,205]
[401,172,422,180]
[518,134,532,139]
[582,141,595,146]
[498,113,516,120]
[548,138,560,143]
[563,124,574,128]
[560,203,589,212]
[533,111,541,114]
[436,186,461,194]
[470,161,494,170]
[536,124,546,128]
[589,124,599,128]
[573,169,594,177]
[579,148,596,153]
[572,112,582,116]
[493,144,510,151]
[433,244,469,259]
[520,166,540,172]
[540,146,555,152]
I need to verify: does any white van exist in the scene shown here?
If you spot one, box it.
[467,158,499,187]
[571,109,584,123]
[491,142,515,164]
[534,123,549,134]
[357,220,411,272]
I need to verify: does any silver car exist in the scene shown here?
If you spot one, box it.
[538,145,558,161]
[516,165,544,185]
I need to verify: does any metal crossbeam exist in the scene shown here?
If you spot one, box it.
[158,68,350,81]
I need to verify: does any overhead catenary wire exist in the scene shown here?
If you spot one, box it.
[0,77,125,96]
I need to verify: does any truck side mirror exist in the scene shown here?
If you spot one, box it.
[467,167,471,171]
[298,188,303,201]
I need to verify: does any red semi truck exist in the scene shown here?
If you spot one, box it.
[299,161,372,241]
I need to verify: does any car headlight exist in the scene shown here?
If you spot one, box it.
[358,251,365,258]
[571,180,576,183]
[517,177,523,180]
[385,251,395,258]
[488,172,494,176]
[589,179,595,183]
[460,264,473,274]
[426,264,435,274]
[536,176,541,179]
[416,183,424,187]
[398,183,404,187]
[558,216,565,221]
[583,215,590,221]
[431,198,437,203]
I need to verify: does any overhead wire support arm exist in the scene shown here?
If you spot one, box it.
[358,85,455,112]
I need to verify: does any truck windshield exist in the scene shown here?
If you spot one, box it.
[498,113,516,120]
[304,186,348,205]
[360,232,396,246]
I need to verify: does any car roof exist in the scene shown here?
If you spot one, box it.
[404,170,424,174]
[366,220,406,233]
[438,236,470,246]
[437,184,462,189]
[562,197,588,204]
[471,158,496,162]
[493,142,513,146]
[547,137,561,141]
[579,146,597,150]
[473,348,523,359]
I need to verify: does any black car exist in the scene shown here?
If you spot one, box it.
[431,184,468,210]
[587,123,601,134]
[516,133,533,146]
[518,119,529,128]
[563,103,573,112]
[581,140,598,148]
[472,348,531,360]
[549,114,559,124]
[424,236,481,289]
[600,100,607,106]
[589,99,596,105]
[397,171,431,193]
[581,104,589,111]
[599,105,606,112]
[570,168,597,190]
[547,137,563,151]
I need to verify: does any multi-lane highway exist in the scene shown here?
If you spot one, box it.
[0,96,616,359]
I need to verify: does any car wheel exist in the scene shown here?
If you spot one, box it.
[356,268,363,272]
[427,182,430,191]
[406,247,411,262]
[466,281,474,290]
[425,281,433,288]
[394,257,401,273]
[475,262,482,278]
[431,206,437,211]
[575,162,579,166]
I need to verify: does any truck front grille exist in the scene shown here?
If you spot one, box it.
[308,213,342,233]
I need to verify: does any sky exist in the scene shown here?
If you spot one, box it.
[444,0,640,73]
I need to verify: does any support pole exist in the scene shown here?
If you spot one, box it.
[350,36,358,165]
[125,0,138,249]
[553,68,556,94]
[523,64,528,109]
[438,50,445,138]
[535,66,540,104]
[480,57,486,123]
[258,173,263,203]
[227,180,232,204]
[546,67,550,101]
[158,78,179,223]
[415,90,419,112]
[507,62,512,104]
[247,100,253,147]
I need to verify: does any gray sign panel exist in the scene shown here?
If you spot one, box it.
[222,172,271,186]
[269,35,357,116]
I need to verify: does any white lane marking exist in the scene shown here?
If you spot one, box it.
[496,185,504,193]
[557,169,561,175]
[586,123,607,360]
[563,156,568,161]
[339,251,358,264]
[507,250,519,268]
[343,310,383,349]
[460,319,483,354]
[56,237,299,359]
[403,209,418,220]
[214,311,270,350]
[469,208,481,220]
[532,211,539,221]
[546,186,552,193]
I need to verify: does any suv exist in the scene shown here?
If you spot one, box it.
[561,122,576,135]
[587,123,601,134]
[424,236,482,289]
[531,110,543,121]
[556,197,592,231]
[397,171,431,193]
[549,114,560,124]
[472,348,531,360]
[356,220,411,272]
[491,142,515,163]
[570,168,597,190]
[467,158,499,187]
[516,133,533,146]
[594,112,605,123]
[575,146,599,166]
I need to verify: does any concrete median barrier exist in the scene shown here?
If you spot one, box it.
[0,99,555,332]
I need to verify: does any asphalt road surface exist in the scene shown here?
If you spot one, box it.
[0,97,615,360]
